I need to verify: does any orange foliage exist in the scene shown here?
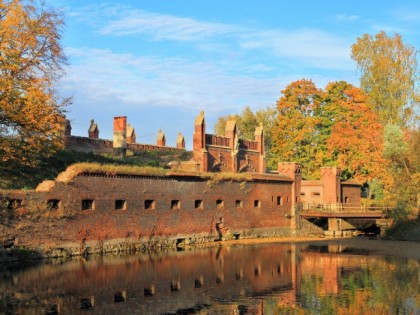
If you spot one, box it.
[0,0,69,166]
[326,86,385,182]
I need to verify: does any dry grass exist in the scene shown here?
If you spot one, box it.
[55,162,254,187]
[57,163,167,183]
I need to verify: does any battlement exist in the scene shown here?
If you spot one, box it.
[64,116,186,156]
[191,112,265,173]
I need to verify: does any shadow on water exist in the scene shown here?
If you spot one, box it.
[0,241,419,314]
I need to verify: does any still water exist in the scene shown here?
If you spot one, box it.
[0,239,419,314]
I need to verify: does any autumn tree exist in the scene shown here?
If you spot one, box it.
[270,79,323,178]
[351,31,419,126]
[323,82,385,182]
[271,79,384,181]
[0,0,68,166]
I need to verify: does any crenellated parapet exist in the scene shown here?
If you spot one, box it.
[191,112,265,174]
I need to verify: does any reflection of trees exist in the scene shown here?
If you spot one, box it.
[294,256,419,314]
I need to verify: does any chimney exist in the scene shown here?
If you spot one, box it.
[113,116,127,158]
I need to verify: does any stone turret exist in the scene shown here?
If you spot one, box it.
[157,129,166,147]
[225,120,238,172]
[193,111,208,172]
[176,132,185,149]
[126,124,136,144]
[254,124,265,174]
[88,119,99,139]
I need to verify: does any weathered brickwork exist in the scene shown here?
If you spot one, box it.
[35,173,294,243]
[300,167,361,209]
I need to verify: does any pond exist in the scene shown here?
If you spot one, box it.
[0,238,419,314]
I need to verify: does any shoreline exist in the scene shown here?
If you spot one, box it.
[2,235,420,263]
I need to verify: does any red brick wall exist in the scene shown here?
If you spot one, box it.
[35,174,294,243]
[341,184,361,206]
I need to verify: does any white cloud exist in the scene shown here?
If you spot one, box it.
[62,47,282,113]
[240,29,353,70]
[99,10,236,40]
[336,14,360,21]
[394,10,420,22]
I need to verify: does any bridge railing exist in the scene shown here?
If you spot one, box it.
[303,203,389,213]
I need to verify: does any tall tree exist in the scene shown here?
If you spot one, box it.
[271,79,384,181]
[0,0,69,166]
[351,31,419,126]
[324,83,385,182]
[271,79,323,178]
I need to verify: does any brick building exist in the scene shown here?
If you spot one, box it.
[191,111,265,173]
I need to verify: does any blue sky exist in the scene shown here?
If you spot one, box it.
[56,0,420,147]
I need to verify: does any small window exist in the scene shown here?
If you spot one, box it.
[216,199,224,209]
[82,199,94,211]
[286,196,289,203]
[300,192,305,196]
[194,277,203,288]
[47,199,61,210]
[145,199,155,210]
[276,196,282,206]
[115,200,126,210]
[171,200,181,209]
[236,200,243,208]
[254,200,261,208]
[195,200,203,209]
[312,192,321,196]
[114,291,126,303]
[7,199,22,210]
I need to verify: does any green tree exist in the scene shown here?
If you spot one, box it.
[0,0,69,167]
[351,31,419,126]
[213,105,276,156]
[383,125,420,218]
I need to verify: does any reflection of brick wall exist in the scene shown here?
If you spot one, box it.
[0,244,296,314]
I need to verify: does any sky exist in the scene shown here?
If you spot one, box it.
[56,0,420,148]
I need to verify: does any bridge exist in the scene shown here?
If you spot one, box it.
[299,203,388,218]
[298,203,390,236]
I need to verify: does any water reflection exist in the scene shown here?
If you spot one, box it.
[0,242,419,314]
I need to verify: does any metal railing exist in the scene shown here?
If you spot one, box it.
[302,203,389,213]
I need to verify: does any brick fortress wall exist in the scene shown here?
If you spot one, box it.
[2,172,296,254]
[63,116,186,155]
[34,173,295,243]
